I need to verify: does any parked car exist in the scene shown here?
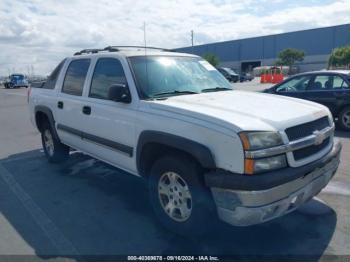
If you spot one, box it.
[264,70,350,131]
[29,46,341,235]
[240,72,254,82]
[217,67,239,82]
[4,74,29,88]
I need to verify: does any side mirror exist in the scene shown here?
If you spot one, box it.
[108,84,131,103]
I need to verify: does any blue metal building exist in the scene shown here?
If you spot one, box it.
[175,23,350,73]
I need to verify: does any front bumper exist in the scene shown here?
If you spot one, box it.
[207,139,341,226]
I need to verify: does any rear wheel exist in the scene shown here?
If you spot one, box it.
[148,154,215,235]
[41,122,69,163]
[338,107,350,131]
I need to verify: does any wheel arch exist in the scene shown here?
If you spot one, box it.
[34,106,60,141]
[336,103,350,117]
[136,131,216,178]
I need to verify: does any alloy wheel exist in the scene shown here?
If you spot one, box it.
[43,129,54,157]
[341,110,350,129]
[158,171,192,222]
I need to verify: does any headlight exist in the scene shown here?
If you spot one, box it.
[239,131,283,150]
[239,131,286,175]
[244,155,287,175]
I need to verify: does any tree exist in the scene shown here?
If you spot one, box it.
[275,48,305,73]
[328,45,350,69]
[202,53,220,67]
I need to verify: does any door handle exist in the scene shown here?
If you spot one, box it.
[82,106,91,115]
[57,101,64,109]
[334,92,347,98]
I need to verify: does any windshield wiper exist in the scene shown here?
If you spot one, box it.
[201,87,232,93]
[152,90,199,98]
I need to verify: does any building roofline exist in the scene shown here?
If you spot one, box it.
[175,23,350,50]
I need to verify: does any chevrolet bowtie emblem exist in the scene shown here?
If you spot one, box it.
[313,130,326,145]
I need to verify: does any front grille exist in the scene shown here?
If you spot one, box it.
[285,116,331,162]
[293,137,330,160]
[285,116,330,141]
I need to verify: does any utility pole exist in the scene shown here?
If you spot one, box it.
[191,30,194,47]
[191,30,194,46]
[191,30,194,53]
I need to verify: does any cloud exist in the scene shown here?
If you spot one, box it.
[0,0,349,75]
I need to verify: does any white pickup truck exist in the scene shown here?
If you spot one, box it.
[29,46,341,235]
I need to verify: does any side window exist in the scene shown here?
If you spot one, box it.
[43,59,66,89]
[89,58,127,100]
[62,59,90,96]
[333,75,350,89]
[276,75,311,92]
[310,75,331,90]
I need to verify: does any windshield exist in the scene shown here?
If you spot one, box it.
[223,68,237,75]
[129,56,232,99]
[11,75,24,80]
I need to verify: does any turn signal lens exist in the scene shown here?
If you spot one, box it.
[239,132,251,150]
[244,159,255,175]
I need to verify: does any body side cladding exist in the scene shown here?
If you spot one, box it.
[136,130,216,176]
[56,124,133,157]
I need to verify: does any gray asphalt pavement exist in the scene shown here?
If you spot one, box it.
[0,85,349,260]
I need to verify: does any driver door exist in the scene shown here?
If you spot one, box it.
[273,74,312,99]
[77,57,137,174]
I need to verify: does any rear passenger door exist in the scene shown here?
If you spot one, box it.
[305,74,349,114]
[55,58,92,150]
[330,75,350,114]
[78,57,137,174]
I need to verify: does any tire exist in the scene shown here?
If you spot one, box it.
[41,122,69,163]
[338,106,350,131]
[148,154,215,236]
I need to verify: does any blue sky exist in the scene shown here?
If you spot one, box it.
[0,0,349,75]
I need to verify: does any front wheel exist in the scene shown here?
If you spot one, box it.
[41,122,69,163]
[339,107,350,131]
[148,154,215,235]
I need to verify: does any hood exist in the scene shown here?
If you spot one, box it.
[147,90,330,132]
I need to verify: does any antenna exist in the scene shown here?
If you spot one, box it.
[143,22,147,49]
[143,22,150,94]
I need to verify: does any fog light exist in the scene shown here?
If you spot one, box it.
[244,155,287,175]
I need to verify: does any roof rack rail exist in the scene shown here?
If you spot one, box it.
[74,46,175,56]
[74,48,104,56]
[104,46,173,52]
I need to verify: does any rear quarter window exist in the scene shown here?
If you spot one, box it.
[42,59,66,89]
